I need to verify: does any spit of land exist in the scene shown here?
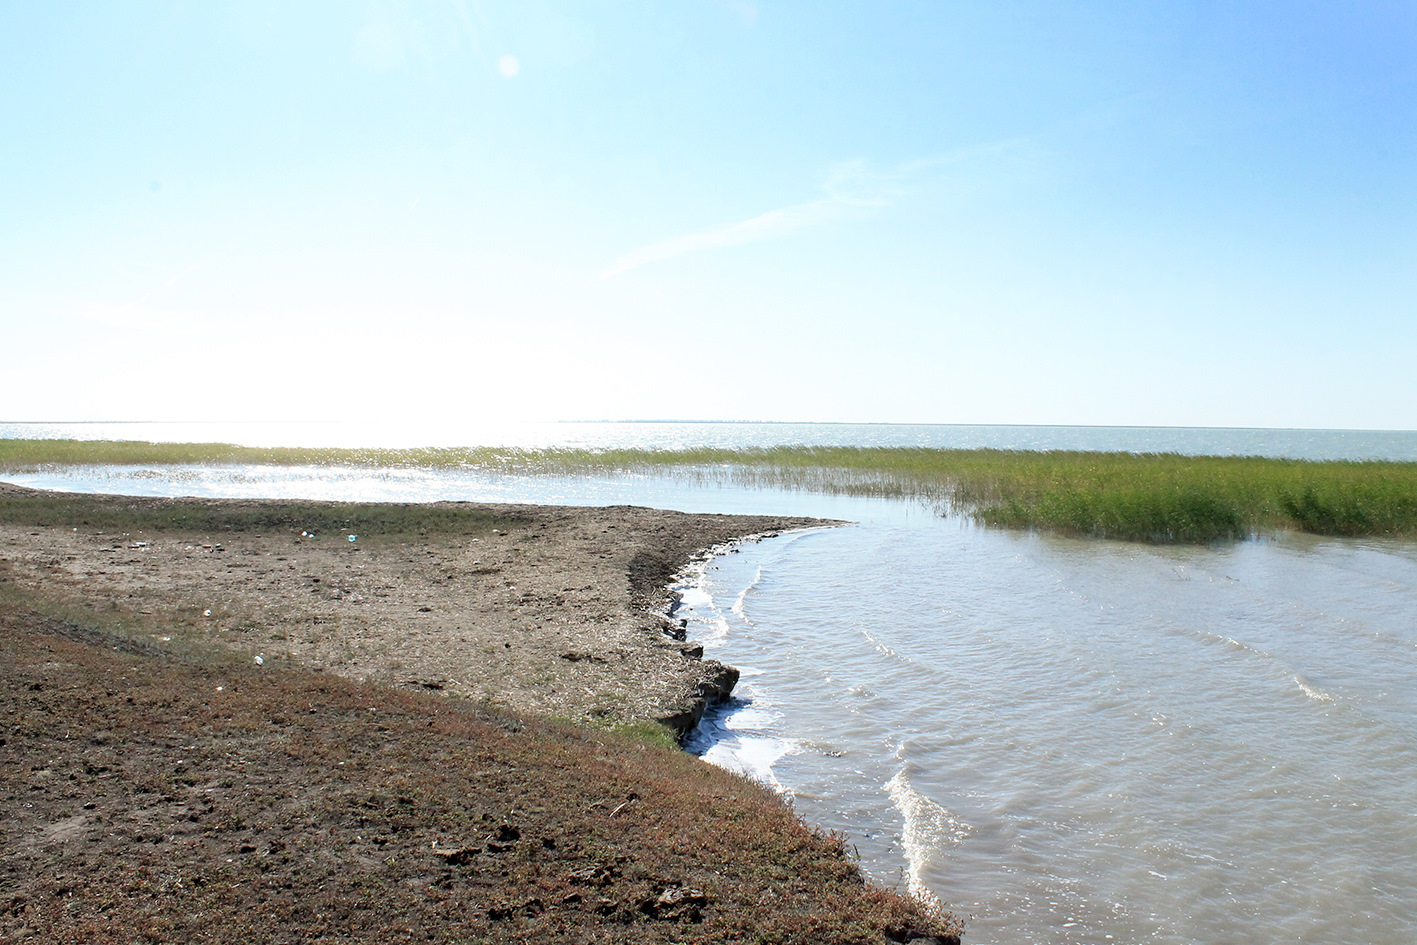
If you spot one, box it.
[0,483,958,944]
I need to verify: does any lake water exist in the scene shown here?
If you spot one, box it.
[4,422,1417,944]
[5,419,1417,460]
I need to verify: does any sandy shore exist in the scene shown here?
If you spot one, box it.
[0,484,831,736]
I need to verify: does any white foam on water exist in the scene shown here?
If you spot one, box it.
[675,585,713,610]
[688,700,797,792]
[885,768,970,908]
[1293,674,1336,704]
[730,564,763,626]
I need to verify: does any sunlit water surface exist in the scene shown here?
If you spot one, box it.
[6,445,1417,944]
[5,419,1417,460]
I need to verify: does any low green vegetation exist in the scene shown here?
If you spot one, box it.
[0,438,516,470]
[4,439,1416,543]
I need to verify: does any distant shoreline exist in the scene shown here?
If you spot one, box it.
[6,438,1417,542]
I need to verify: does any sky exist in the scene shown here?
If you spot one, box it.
[3,1,1415,429]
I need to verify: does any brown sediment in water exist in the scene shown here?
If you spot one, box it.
[0,484,959,943]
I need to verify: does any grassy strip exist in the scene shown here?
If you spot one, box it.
[0,438,518,469]
[5,439,1417,542]
[568,447,1417,541]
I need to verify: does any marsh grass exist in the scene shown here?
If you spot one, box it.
[5,439,1417,542]
[0,438,521,470]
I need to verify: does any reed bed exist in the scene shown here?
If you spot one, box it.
[4,439,1415,543]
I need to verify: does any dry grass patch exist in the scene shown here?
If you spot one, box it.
[2,606,960,944]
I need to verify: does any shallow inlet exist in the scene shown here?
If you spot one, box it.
[8,460,1417,945]
[676,511,1417,944]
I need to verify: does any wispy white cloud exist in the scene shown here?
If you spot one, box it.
[600,140,1040,279]
[111,262,201,316]
[600,198,836,280]
[84,261,206,332]
[721,1,758,27]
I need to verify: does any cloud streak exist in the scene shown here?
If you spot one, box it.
[600,141,1038,279]
[600,198,836,279]
[111,262,201,316]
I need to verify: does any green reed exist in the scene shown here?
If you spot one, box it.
[4,439,1415,542]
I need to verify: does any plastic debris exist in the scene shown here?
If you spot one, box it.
[348,534,357,542]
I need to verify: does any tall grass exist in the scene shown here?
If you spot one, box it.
[4,439,1416,542]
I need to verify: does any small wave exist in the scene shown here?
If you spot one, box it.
[1193,627,1342,707]
[670,535,786,641]
[885,769,970,907]
[675,585,714,610]
[1293,674,1336,704]
[859,628,918,667]
[1192,628,1264,656]
[730,564,764,626]
[688,699,797,792]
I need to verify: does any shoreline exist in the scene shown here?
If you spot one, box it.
[0,482,836,739]
[0,484,966,942]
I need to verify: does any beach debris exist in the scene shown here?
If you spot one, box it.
[487,897,544,920]
[559,651,606,664]
[483,822,521,853]
[431,844,480,866]
[253,655,264,666]
[348,534,357,542]
[639,885,709,921]
[608,793,639,817]
[568,864,619,887]
[203,609,212,617]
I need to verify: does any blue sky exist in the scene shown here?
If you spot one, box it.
[3,1,1414,428]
